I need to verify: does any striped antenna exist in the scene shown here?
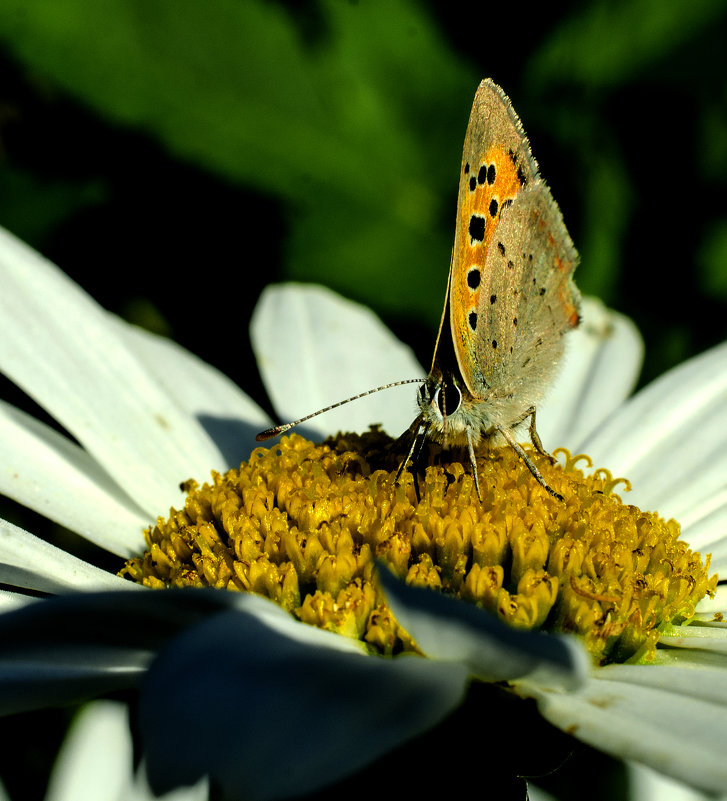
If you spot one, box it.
[256,378,425,441]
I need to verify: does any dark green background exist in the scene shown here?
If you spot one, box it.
[0,1,725,798]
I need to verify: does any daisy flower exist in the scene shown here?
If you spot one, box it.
[0,225,725,800]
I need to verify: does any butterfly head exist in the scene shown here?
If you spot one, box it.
[417,370,482,448]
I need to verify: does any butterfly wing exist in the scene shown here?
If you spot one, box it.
[472,184,579,412]
[449,79,578,414]
[449,80,540,390]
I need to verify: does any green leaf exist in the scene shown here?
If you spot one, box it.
[527,0,727,88]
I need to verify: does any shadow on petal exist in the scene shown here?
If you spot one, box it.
[196,413,269,469]
[140,609,469,801]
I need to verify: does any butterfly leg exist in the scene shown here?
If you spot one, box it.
[524,406,557,465]
[497,424,563,501]
[465,426,482,502]
[395,419,430,494]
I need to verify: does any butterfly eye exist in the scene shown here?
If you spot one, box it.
[434,384,462,417]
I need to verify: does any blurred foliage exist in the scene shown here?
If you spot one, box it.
[0,0,726,394]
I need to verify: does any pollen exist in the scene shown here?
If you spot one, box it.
[119,430,717,664]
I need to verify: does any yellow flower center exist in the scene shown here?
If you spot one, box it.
[120,429,717,665]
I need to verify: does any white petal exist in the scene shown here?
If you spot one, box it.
[627,762,722,801]
[527,785,559,801]
[539,297,644,450]
[518,664,727,794]
[0,589,240,715]
[0,399,148,556]
[0,226,222,516]
[378,568,588,689]
[114,317,270,470]
[596,661,727,703]
[702,541,727,578]
[650,646,727,670]
[45,701,209,801]
[0,655,145,716]
[141,605,468,801]
[687,619,727,633]
[658,621,727,655]
[680,500,727,577]
[251,284,425,439]
[580,340,727,517]
[695,583,727,614]
[133,765,209,801]
[0,517,133,593]
[0,588,350,720]
[45,701,134,801]
[0,589,36,611]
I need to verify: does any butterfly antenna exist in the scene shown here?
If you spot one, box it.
[256,379,425,441]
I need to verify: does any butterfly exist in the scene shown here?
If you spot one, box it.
[395,79,580,501]
[258,79,580,501]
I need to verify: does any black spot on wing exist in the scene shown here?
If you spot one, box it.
[469,214,486,243]
[467,268,481,290]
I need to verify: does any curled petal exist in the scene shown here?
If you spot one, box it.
[378,567,589,690]
[141,606,468,801]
